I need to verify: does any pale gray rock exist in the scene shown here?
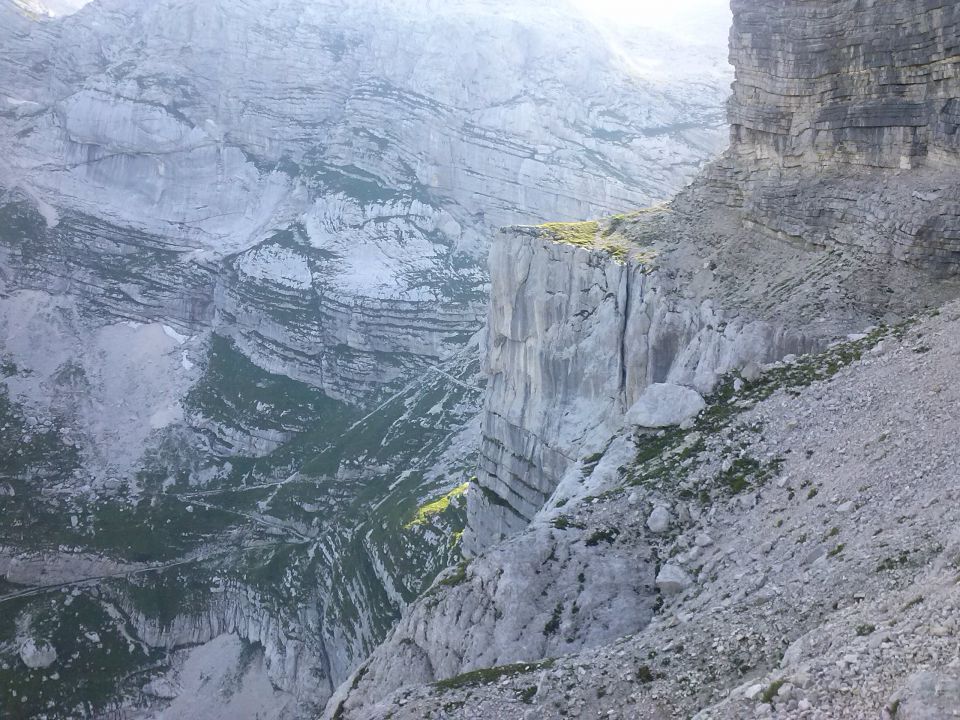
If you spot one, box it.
[329,519,656,718]
[701,0,960,275]
[655,564,692,595]
[893,672,960,720]
[647,506,672,534]
[464,198,947,553]
[626,383,706,428]
[0,0,730,402]
[0,5,732,714]
[330,2,960,715]
[740,361,763,382]
[19,639,57,669]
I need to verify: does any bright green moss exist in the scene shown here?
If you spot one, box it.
[539,221,600,248]
[404,483,470,529]
[537,214,658,266]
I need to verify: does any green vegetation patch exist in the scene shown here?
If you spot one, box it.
[543,602,563,635]
[761,678,786,704]
[537,216,656,266]
[434,560,469,589]
[626,321,912,503]
[0,592,163,717]
[404,483,469,529]
[433,659,555,691]
[539,221,600,248]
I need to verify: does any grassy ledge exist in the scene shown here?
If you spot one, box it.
[404,483,470,529]
[433,659,556,692]
[536,211,659,266]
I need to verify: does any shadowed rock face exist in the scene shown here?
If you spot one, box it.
[728,0,960,170]
[708,0,960,273]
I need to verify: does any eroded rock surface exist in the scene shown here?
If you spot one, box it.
[329,2,960,718]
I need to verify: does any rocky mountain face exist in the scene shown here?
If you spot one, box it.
[709,0,960,273]
[0,0,730,717]
[330,2,960,719]
[463,0,960,554]
[1,0,727,401]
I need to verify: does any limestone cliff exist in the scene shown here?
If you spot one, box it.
[329,2,960,717]
[465,216,823,552]
[0,0,728,401]
[466,0,960,553]
[707,0,960,273]
[0,1,732,717]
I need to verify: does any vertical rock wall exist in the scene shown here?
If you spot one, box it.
[704,0,960,272]
[464,217,822,553]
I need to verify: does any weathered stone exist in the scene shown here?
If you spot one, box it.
[695,533,714,548]
[705,0,960,276]
[647,507,672,534]
[626,384,706,429]
[19,639,56,669]
[655,564,692,595]
[895,671,960,720]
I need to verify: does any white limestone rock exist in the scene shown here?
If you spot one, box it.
[655,564,692,595]
[647,506,672,534]
[0,0,730,405]
[465,214,838,554]
[626,383,706,428]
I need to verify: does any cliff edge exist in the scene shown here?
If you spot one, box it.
[327,2,960,718]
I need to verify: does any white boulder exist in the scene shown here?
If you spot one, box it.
[646,506,672,534]
[626,383,706,428]
[655,564,693,595]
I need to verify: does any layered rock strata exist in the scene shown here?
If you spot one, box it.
[330,1,960,715]
[705,0,960,273]
[0,0,729,401]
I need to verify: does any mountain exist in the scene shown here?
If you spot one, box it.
[0,0,730,716]
[329,1,960,718]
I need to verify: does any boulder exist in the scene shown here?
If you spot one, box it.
[19,639,57,669]
[655,564,692,595]
[646,506,672,534]
[626,384,706,428]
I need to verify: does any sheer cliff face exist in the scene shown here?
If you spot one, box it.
[464,222,810,551]
[464,0,960,553]
[0,1,731,717]
[331,4,960,717]
[713,0,960,272]
[0,0,728,400]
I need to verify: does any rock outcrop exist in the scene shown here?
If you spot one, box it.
[0,0,729,401]
[335,206,956,716]
[337,300,960,720]
[0,4,731,715]
[706,0,960,273]
[465,216,819,552]
[463,203,953,552]
[329,2,960,717]
[465,0,960,552]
